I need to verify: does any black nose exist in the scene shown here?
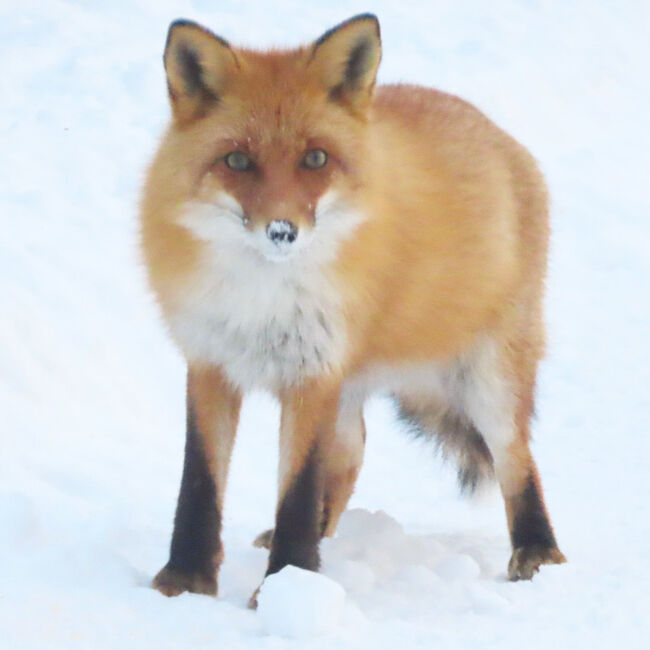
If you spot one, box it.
[266,220,298,244]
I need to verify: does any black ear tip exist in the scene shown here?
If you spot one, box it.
[314,13,381,49]
[356,13,379,26]
[166,19,198,42]
[349,13,381,38]
[165,19,193,56]
[168,18,201,31]
[164,19,231,53]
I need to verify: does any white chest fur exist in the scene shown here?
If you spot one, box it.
[168,202,353,391]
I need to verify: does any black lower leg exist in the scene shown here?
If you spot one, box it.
[266,447,322,577]
[510,474,557,550]
[163,401,221,585]
[507,472,565,580]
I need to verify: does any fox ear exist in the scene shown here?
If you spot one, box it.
[163,20,238,124]
[309,14,381,112]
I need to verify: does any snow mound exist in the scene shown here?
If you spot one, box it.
[257,565,346,639]
[323,509,488,590]
[434,554,481,581]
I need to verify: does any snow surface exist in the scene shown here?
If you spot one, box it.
[2,1,649,648]
[257,565,347,638]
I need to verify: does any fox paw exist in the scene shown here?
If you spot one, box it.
[252,528,274,550]
[152,564,217,597]
[507,545,567,581]
[247,584,263,610]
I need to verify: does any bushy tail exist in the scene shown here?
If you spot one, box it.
[397,401,495,494]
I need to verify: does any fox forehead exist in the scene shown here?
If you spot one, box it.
[227,47,324,101]
[214,93,346,149]
[192,53,356,143]
[234,47,312,80]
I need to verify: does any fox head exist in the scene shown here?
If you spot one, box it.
[158,15,381,263]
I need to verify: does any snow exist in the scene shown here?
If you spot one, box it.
[1,1,649,649]
[257,566,346,638]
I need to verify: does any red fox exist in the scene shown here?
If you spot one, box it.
[141,14,566,603]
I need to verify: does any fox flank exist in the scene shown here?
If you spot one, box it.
[141,14,565,604]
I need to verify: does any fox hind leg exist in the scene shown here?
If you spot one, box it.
[502,451,567,579]
[460,338,566,580]
[321,396,366,537]
[252,392,365,549]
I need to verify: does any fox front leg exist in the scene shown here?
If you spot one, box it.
[153,366,241,597]
[249,383,339,607]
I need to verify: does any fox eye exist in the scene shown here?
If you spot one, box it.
[302,149,328,170]
[225,151,253,171]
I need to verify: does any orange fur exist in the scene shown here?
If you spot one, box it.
[142,14,564,598]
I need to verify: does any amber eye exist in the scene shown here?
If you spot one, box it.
[225,151,253,171]
[302,149,328,170]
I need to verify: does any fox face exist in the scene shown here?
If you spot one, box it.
[162,17,381,264]
[190,123,350,264]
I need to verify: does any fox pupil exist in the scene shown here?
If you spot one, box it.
[225,151,252,171]
[303,149,328,169]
